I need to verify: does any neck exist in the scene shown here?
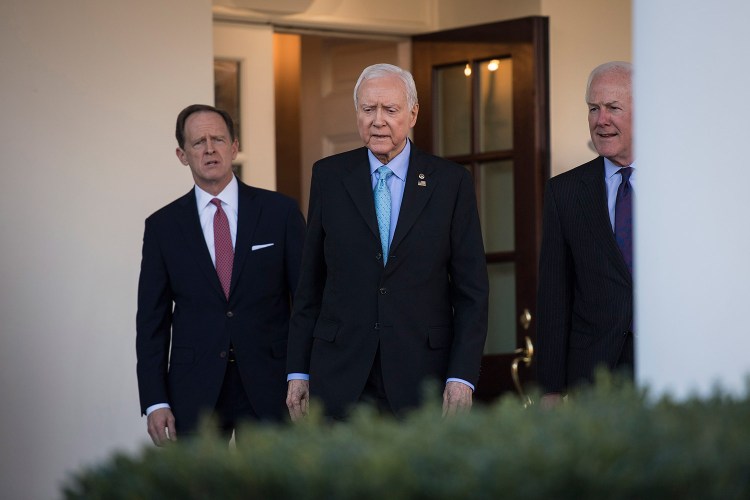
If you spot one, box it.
[196,176,233,196]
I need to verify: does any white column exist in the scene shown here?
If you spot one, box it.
[0,1,213,497]
[635,0,750,397]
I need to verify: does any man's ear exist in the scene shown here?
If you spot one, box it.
[410,103,419,128]
[176,147,189,165]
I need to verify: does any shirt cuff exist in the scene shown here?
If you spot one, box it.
[287,373,310,382]
[146,403,171,416]
[446,378,475,391]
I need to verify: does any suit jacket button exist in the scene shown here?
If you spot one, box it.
[376,252,382,260]
[226,311,234,318]
[220,351,227,359]
[379,287,387,295]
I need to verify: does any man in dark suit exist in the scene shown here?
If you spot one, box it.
[286,64,489,421]
[136,104,305,445]
[536,62,635,407]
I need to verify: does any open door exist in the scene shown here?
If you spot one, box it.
[412,17,549,403]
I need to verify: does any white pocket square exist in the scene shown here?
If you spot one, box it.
[251,243,274,251]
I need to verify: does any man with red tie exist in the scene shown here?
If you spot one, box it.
[136,104,305,445]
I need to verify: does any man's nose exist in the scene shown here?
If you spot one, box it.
[596,109,610,126]
[205,139,215,153]
[373,108,385,125]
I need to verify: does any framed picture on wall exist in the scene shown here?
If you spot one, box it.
[214,58,241,151]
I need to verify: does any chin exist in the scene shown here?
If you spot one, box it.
[595,146,618,158]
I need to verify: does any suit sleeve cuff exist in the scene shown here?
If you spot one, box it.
[146,403,171,416]
[446,378,474,391]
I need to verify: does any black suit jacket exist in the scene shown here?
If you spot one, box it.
[287,144,489,418]
[536,157,634,393]
[136,179,305,432]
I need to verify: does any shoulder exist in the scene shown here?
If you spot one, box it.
[145,190,194,224]
[548,157,603,189]
[238,181,298,211]
[312,147,369,174]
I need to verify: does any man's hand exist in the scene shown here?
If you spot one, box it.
[540,393,564,410]
[442,381,473,417]
[286,379,310,422]
[147,408,176,446]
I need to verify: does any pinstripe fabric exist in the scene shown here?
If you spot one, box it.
[536,157,633,393]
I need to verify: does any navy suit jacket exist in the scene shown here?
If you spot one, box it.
[287,144,489,418]
[136,178,305,432]
[536,157,634,393]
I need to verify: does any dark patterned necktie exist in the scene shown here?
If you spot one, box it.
[211,198,233,299]
[614,167,633,274]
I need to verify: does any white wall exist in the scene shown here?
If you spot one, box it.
[0,1,213,498]
[436,0,540,29]
[214,22,277,190]
[635,0,750,397]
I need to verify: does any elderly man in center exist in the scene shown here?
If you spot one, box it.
[286,63,489,421]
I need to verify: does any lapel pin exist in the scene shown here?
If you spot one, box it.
[418,173,426,187]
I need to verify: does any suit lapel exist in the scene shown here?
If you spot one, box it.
[578,158,632,282]
[231,181,261,297]
[174,190,226,298]
[342,149,380,241]
[390,146,437,254]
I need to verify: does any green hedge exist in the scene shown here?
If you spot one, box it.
[64,375,750,499]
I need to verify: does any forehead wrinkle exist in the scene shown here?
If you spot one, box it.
[359,99,400,107]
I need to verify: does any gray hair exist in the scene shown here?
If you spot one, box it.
[353,63,418,111]
[585,61,633,101]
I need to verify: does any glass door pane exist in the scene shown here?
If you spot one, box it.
[435,63,471,157]
[485,262,517,354]
[478,160,514,253]
[479,57,513,152]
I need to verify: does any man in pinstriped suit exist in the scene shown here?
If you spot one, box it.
[536,62,635,407]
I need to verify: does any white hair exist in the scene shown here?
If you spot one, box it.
[353,63,418,111]
[585,61,633,101]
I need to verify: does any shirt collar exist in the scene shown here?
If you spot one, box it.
[604,157,637,180]
[368,140,411,181]
[194,175,239,211]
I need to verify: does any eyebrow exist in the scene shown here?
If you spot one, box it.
[360,102,400,108]
[589,100,622,107]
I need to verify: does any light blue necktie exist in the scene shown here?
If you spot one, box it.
[374,166,393,265]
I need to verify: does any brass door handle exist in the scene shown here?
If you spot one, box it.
[511,335,534,407]
[519,308,532,330]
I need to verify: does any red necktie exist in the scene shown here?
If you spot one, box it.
[211,198,233,299]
